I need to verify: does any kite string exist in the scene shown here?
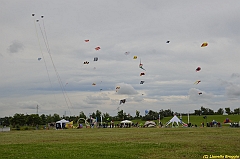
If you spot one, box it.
[38,19,72,115]
[33,17,58,103]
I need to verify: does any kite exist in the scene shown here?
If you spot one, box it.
[140,72,145,76]
[38,58,42,61]
[95,46,101,50]
[201,42,208,47]
[194,80,201,84]
[145,110,149,115]
[198,92,202,95]
[133,56,137,59]
[84,61,89,64]
[85,40,89,42]
[166,41,170,43]
[100,89,102,91]
[119,99,126,105]
[139,59,146,71]
[41,15,44,18]
[92,83,96,86]
[32,13,35,16]
[140,81,145,84]
[116,86,120,92]
[93,57,98,61]
[125,51,130,55]
[196,67,201,72]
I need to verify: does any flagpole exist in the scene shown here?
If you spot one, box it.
[158,114,160,124]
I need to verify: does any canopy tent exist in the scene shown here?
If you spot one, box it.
[165,115,186,127]
[120,120,132,124]
[144,121,156,127]
[56,119,70,129]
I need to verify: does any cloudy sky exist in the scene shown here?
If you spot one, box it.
[1,0,240,117]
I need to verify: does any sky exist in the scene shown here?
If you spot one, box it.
[1,0,240,118]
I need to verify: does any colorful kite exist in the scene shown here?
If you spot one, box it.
[92,83,96,86]
[84,61,89,64]
[95,46,101,50]
[140,72,145,76]
[85,40,89,42]
[116,86,120,92]
[201,42,208,47]
[139,59,146,70]
[194,80,201,84]
[133,56,137,59]
[119,99,126,105]
[196,67,201,72]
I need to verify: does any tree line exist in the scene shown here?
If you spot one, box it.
[0,107,239,127]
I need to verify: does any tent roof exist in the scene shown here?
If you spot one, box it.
[120,120,132,124]
[165,115,184,126]
[144,121,156,126]
[56,119,70,124]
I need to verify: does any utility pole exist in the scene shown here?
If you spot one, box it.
[37,105,39,115]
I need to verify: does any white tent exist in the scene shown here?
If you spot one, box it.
[120,120,132,124]
[165,115,185,127]
[144,121,156,127]
[56,119,70,129]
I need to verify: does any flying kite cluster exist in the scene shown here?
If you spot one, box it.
[193,42,209,95]
[33,13,211,111]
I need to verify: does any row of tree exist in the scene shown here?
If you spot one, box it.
[0,107,239,127]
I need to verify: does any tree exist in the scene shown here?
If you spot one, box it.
[117,110,124,120]
[215,108,224,115]
[225,107,232,115]
[233,108,240,115]
[103,112,111,121]
[52,113,61,122]
[194,110,201,115]
[40,114,47,125]
[10,113,26,127]
[95,110,102,120]
[135,110,140,118]
[79,111,86,119]
[91,112,96,119]
[26,114,41,126]
[46,114,53,123]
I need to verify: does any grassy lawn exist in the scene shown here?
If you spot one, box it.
[0,127,239,159]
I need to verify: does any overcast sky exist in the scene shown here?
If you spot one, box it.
[1,0,240,117]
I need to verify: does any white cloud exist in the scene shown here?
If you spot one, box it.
[116,83,138,95]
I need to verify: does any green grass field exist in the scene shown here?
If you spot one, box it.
[1,126,240,159]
